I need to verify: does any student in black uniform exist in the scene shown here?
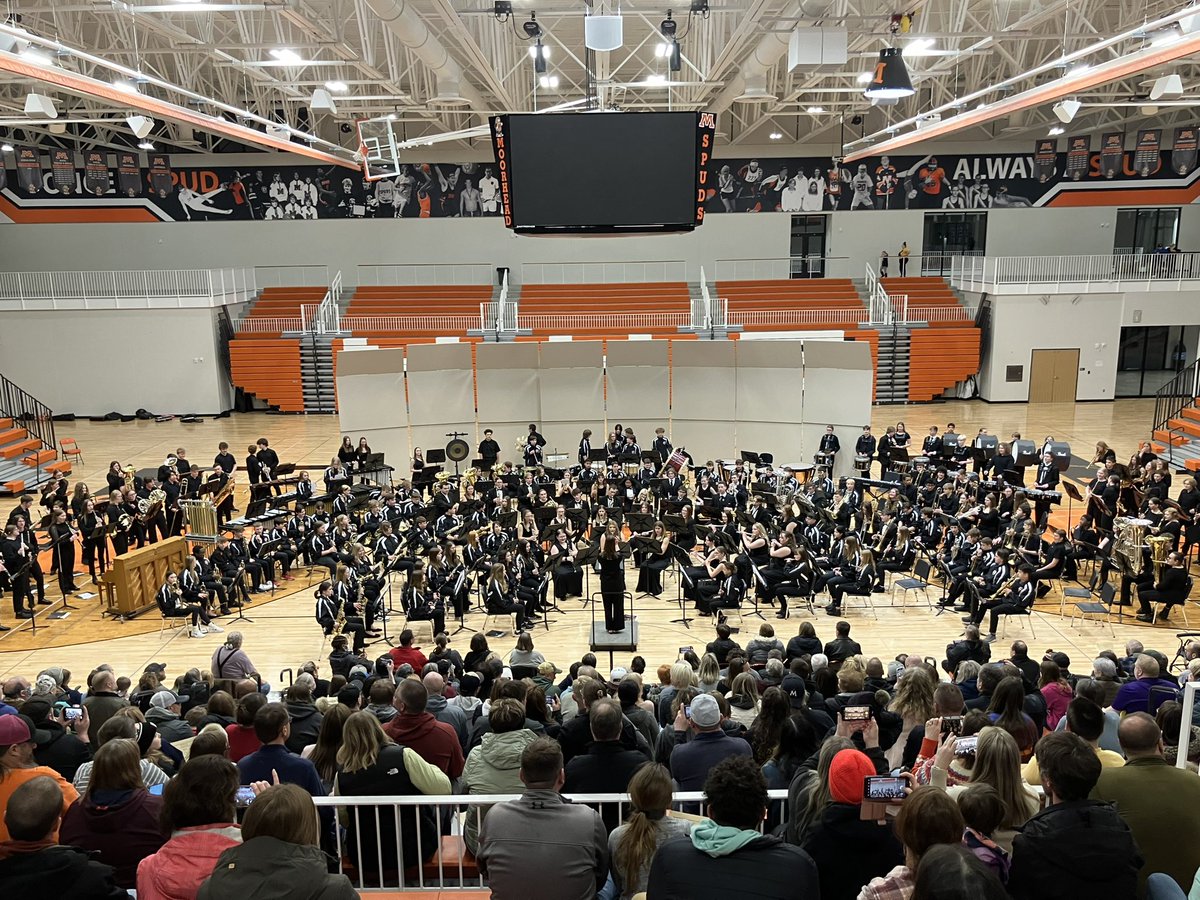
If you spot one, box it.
[1032,452,1061,526]
[478,429,501,471]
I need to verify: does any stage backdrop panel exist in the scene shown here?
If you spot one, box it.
[537,341,605,463]
[406,343,476,458]
[800,340,873,479]
[734,341,805,460]
[671,341,737,462]
[476,343,542,460]
[335,348,411,470]
[605,340,670,445]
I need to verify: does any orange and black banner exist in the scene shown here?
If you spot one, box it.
[117,152,141,196]
[50,149,74,193]
[15,146,40,192]
[1134,129,1162,177]
[1066,135,1090,181]
[1034,139,1057,183]
[1172,126,1198,176]
[1100,132,1124,179]
[149,154,174,197]
[84,151,110,195]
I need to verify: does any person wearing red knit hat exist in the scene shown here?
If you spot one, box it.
[800,748,903,900]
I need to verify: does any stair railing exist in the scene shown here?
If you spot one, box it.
[0,374,55,455]
[1153,360,1200,457]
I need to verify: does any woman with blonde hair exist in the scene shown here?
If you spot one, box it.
[886,667,936,768]
[608,764,691,899]
[334,710,451,872]
[197,784,356,899]
[930,725,1039,853]
[696,653,721,694]
[726,671,761,729]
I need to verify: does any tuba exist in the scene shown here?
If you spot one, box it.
[1147,534,1173,580]
[123,466,137,490]
[1111,517,1148,578]
[139,489,167,522]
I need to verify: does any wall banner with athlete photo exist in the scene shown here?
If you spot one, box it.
[1066,135,1090,181]
[1034,139,1058,183]
[5,140,1200,222]
[1171,126,1197,176]
[1100,132,1125,179]
[1134,129,1162,177]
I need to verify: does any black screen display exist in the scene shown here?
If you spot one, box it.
[500,112,700,233]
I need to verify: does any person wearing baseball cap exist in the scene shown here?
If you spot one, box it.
[801,748,903,899]
[145,691,193,744]
[669,693,753,791]
[0,714,79,842]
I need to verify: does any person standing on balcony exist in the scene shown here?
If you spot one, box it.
[899,242,911,276]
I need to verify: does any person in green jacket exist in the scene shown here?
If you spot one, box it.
[459,698,538,854]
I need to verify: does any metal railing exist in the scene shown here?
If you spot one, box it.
[1152,358,1200,444]
[357,264,495,286]
[494,270,514,335]
[520,260,688,284]
[724,305,869,327]
[864,263,893,326]
[696,265,712,329]
[0,267,256,309]
[950,252,1200,293]
[310,790,788,893]
[301,271,344,334]
[516,311,692,333]
[235,316,306,334]
[904,304,977,324]
[338,313,485,334]
[0,373,55,457]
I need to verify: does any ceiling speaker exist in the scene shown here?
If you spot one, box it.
[584,15,623,52]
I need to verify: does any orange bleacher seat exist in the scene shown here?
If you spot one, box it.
[3,480,25,494]
[908,327,981,402]
[1185,459,1200,472]
[0,438,40,460]
[22,449,56,467]
[45,460,72,476]
[230,337,305,412]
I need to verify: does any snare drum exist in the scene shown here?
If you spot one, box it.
[911,455,930,467]
[814,451,834,467]
[855,453,871,471]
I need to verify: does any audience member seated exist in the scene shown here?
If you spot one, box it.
[668,693,752,791]
[912,844,1009,900]
[1008,731,1142,900]
[20,698,92,782]
[1111,655,1179,715]
[383,679,465,779]
[0,776,127,899]
[563,698,650,831]
[59,738,167,889]
[136,755,244,900]
[649,754,819,899]
[72,716,169,793]
[944,625,992,675]
[1022,697,1123,785]
[1092,712,1200,896]
[461,697,537,854]
[282,682,323,754]
[333,710,450,875]
[0,715,79,841]
[197,784,355,899]
[607,763,690,900]
[859,786,965,900]
[478,737,608,900]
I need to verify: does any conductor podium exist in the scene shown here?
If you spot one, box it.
[99,537,187,620]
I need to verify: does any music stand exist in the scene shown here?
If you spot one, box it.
[667,542,695,628]
[1062,481,1084,527]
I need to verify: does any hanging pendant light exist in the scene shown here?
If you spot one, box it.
[863,47,914,99]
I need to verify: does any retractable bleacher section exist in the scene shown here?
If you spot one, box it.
[881,277,969,325]
[0,417,66,496]
[228,286,323,413]
[514,282,693,340]
[343,285,492,347]
[715,278,867,332]
[880,278,981,401]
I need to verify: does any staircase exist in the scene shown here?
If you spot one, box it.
[0,375,63,496]
[874,324,911,403]
[300,334,337,414]
[1151,361,1200,471]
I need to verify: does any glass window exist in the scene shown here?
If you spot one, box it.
[920,212,987,275]
[1114,208,1180,255]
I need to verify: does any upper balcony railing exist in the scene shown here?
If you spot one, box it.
[0,267,258,310]
[950,252,1200,294]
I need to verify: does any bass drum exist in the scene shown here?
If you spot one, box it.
[446,439,471,463]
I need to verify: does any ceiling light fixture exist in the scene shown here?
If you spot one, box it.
[856,71,873,84]
[645,74,667,85]
[113,79,139,94]
[137,140,155,149]
[769,131,783,139]
[538,74,559,89]
[667,39,681,72]
[523,13,542,39]
[655,42,670,57]
[806,105,825,113]
[1048,126,1064,135]
[531,39,548,74]
[0,143,13,152]
[269,48,303,65]
[903,37,936,57]
[324,80,349,93]
[863,47,914,99]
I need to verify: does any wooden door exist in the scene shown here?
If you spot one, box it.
[1029,349,1080,403]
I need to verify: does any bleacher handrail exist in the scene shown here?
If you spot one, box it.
[303,270,343,334]
[949,252,1200,292]
[235,316,306,333]
[495,268,513,334]
[865,263,893,325]
[516,311,692,332]
[727,306,868,326]
[0,267,257,309]
[698,265,712,330]
[903,303,978,324]
[0,373,55,457]
[338,314,483,333]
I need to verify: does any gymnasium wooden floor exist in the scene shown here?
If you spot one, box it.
[1,397,1190,688]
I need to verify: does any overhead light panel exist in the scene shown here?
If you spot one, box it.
[769,131,783,140]
[137,140,155,150]
[310,88,337,114]
[23,92,58,119]
[1048,126,1064,135]
[1150,73,1184,100]
[1052,98,1081,122]
[127,114,155,138]
[0,143,13,153]
[655,42,670,57]
[903,37,936,57]
[806,105,825,113]
[856,71,873,84]
[863,47,914,99]
[538,74,559,89]
[324,80,349,93]
[269,48,303,65]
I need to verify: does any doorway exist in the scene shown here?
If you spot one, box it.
[1114,208,1180,255]
[921,212,987,275]
[789,215,827,278]
[1028,349,1080,403]
[1116,325,1193,397]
